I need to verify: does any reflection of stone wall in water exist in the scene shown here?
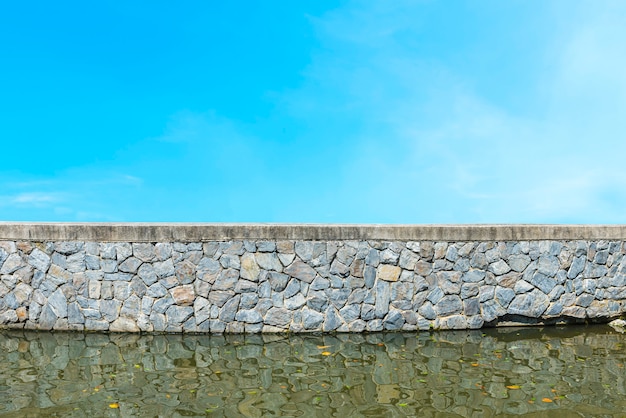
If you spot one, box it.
[1,237,625,332]
[0,329,624,416]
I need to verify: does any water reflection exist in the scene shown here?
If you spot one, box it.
[0,326,625,417]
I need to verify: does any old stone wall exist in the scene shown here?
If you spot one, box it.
[1,233,625,332]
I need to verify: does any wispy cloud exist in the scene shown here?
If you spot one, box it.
[282,0,626,223]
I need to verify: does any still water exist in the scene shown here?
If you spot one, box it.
[0,326,625,417]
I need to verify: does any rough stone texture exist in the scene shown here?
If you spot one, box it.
[1,237,626,333]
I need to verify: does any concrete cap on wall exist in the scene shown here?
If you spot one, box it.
[1,223,626,242]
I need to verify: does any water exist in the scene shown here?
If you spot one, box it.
[0,326,625,417]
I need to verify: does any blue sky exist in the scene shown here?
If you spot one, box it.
[2,0,626,223]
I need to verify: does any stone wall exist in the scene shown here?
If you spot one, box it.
[0,224,625,333]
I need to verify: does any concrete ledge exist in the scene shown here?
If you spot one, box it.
[1,222,626,242]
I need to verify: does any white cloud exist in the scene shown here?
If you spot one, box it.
[290,0,626,223]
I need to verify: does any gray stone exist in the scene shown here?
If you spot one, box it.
[508,254,531,272]
[462,270,485,283]
[412,276,427,293]
[146,282,167,298]
[48,288,68,318]
[209,290,235,308]
[336,246,357,266]
[154,243,172,260]
[113,282,131,300]
[514,280,534,293]
[380,248,400,265]
[584,263,608,279]
[114,243,132,261]
[255,252,283,272]
[567,256,586,279]
[28,249,51,272]
[278,253,295,266]
[438,271,461,294]
[284,293,306,310]
[495,286,516,307]
[364,266,376,288]
[576,293,594,308]
[310,276,330,291]
[153,259,175,279]
[119,257,142,274]
[464,297,480,315]
[548,285,565,301]
[427,287,444,304]
[383,310,405,330]
[529,272,557,294]
[329,288,351,309]
[339,304,360,322]
[235,309,263,323]
[258,281,271,298]
[220,254,240,270]
[256,241,276,252]
[234,279,256,294]
[101,299,121,322]
[67,302,84,324]
[85,318,109,331]
[537,256,559,277]
[55,241,84,255]
[294,241,314,261]
[283,279,300,299]
[240,253,260,281]
[445,246,459,262]
[438,315,467,330]
[307,290,329,312]
[38,304,57,329]
[323,306,342,331]
[264,307,292,327]
[467,315,484,329]
[435,295,463,316]
[166,305,194,325]
[66,252,85,272]
[544,302,563,316]
[110,317,139,332]
[375,279,390,318]
[418,302,437,320]
[1,253,23,274]
[152,296,174,314]
[365,249,381,268]
[330,260,350,277]
[194,297,211,324]
[268,272,290,292]
[481,299,505,322]
[470,253,489,270]
[302,307,324,330]
[85,254,100,270]
[460,283,479,299]
[508,290,549,317]
[132,243,155,262]
[213,269,239,291]
[219,295,241,322]
[240,293,258,309]
[594,249,609,265]
[284,260,317,283]
[489,260,511,276]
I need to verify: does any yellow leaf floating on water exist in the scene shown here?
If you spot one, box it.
[321,351,332,356]
[506,385,521,390]
[541,398,553,403]
[471,363,479,367]
[317,345,330,349]
[109,403,119,409]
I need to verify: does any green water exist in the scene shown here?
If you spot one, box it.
[0,326,625,417]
